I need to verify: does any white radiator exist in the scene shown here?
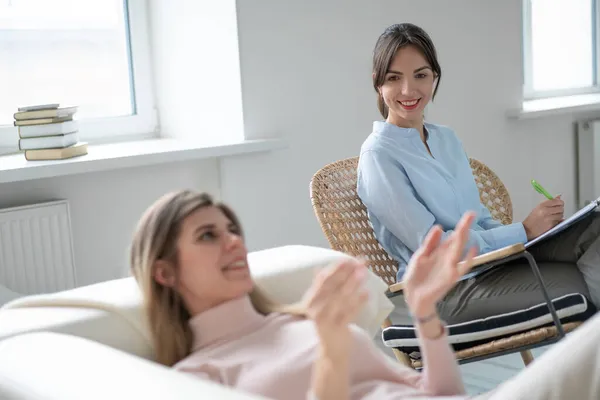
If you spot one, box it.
[576,120,600,209]
[0,200,77,295]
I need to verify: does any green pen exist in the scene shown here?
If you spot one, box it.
[531,179,554,200]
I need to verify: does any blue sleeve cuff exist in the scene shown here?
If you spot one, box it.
[489,222,527,249]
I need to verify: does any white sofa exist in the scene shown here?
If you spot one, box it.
[0,245,394,400]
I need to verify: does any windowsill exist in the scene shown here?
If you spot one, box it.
[506,93,600,120]
[0,137,287,184]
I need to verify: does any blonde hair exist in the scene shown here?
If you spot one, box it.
[130,190,304,366]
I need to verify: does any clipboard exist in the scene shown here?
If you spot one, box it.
[458,197,600,281]
[525,196,600,248]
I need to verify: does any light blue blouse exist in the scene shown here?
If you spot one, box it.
[356,121,527,281]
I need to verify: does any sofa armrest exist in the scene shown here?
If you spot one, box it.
[0,277,154,360]
[0,332,264,400]
[0,245,393,361]
[0,307,153,360]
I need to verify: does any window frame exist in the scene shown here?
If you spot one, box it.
[0,0,158,153]
[522,0,600,100]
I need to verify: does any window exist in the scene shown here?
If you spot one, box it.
[0,0,157,152]
[523,0,599,100]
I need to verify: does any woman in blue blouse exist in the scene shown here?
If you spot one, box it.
[357,23,600,322]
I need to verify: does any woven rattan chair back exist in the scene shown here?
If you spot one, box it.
[309,157,396,285]
[469,158,513,225]
[309,156,514,286]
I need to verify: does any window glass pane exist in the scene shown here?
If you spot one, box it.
[530,0,594,92]
[0,0,133,125]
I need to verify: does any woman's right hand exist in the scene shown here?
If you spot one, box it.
[522,197,564,240]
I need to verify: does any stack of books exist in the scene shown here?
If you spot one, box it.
[13,104,88,161]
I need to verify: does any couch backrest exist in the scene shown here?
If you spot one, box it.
[0,245,393,361]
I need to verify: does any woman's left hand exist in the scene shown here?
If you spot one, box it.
[302,259,370,360]
[403,212,478,319]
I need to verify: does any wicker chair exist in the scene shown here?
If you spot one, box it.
[309,156,580,369]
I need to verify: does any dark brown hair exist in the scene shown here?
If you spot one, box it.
[372,23,442,118]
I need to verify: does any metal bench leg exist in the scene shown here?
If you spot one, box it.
[522,251,566,338]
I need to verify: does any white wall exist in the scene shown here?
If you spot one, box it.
[223,0,594,251]
[149,0,245,143]
[1,0,596,287]
[0,159,220,286]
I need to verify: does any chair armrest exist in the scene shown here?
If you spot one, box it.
[385,243,525,296]
[459,243,525,269]
[388,281,405,294]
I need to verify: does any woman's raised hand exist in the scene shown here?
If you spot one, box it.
[302,258,369,360]
[403,212,478,320]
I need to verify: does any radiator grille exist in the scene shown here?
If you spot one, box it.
[0,200,76,295]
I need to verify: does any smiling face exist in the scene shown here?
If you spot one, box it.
[378,45,437,127]
[153,205,253,316]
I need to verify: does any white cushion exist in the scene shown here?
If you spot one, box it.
[0,277,154,359]
[0,245,393,358]
[0,331,265,400]
[249,245,393,337]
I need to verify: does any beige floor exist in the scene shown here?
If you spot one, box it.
[373,336,549,396]
[458,347,548,395]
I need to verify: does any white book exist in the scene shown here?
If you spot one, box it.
[19,132,79,150]
[17,104,60,112]
[14,105,78,121]
[18,120,79,138]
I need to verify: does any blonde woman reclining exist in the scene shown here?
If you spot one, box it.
[130,189,600,400]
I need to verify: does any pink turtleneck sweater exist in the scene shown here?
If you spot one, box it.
[173,295,467,400]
